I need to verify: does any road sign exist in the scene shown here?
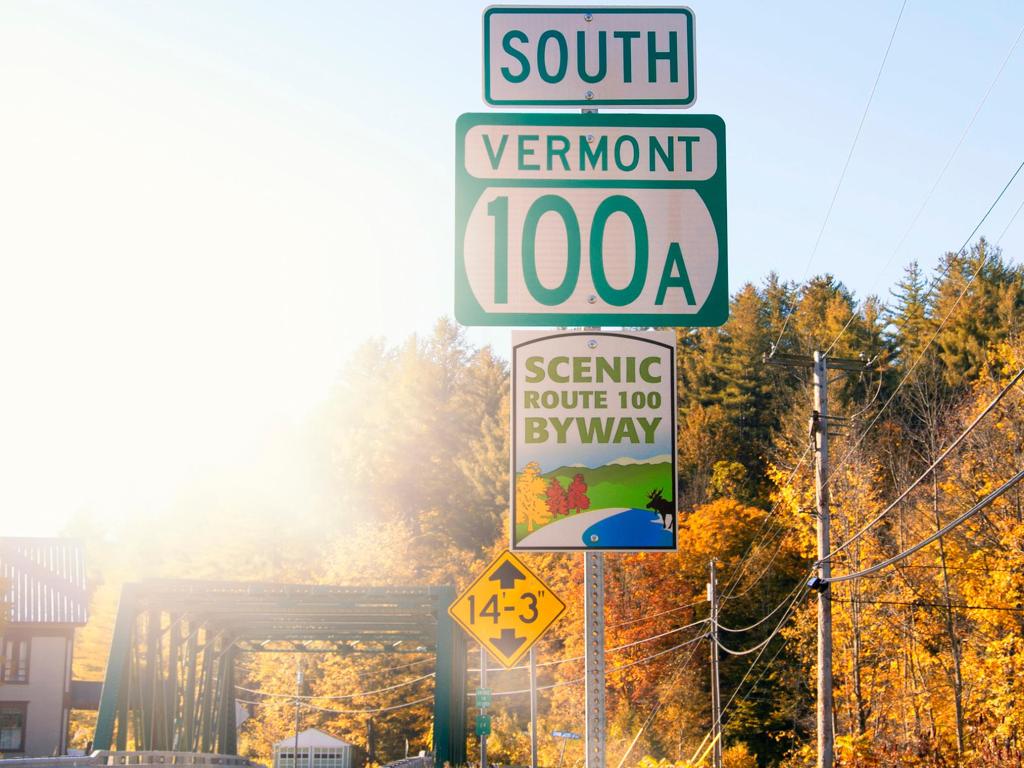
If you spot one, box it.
[476,714,492,737]
[511,330,677,551]
[454,112,727,326]
[483,6,696,108]
[553,731,581,740]
[476,687,492,708]
[448,550,567,668]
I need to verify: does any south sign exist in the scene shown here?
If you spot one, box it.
[483,6,696,108]
[454,112,728,326]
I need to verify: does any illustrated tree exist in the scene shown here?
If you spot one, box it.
[515,461,551,532]
[566,473,591,514]
[545,477,569,517]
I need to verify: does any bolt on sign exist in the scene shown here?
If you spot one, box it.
[454,112,727,326]
[448,550,567,668]
[483,6,696,108]
[511,331,677,551]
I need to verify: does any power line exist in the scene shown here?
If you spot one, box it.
[606,596,707,629]
[771,0,908,352]
[821,156,1024,497]
[468,617,711,675]
[236,672,435,702]
[823,468,1024,584]
[718,579,807,634]
[823,19,1024,357]
[235,695,434,716]
[823,365,1024,563]
[829,596,1024,612]
[720,444,813,601]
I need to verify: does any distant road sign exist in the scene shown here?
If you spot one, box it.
[455,112,727,326]
[552,731,581,740]
[476,714,492,737]
[476,687,492,708]
[483,6,696,108]
[448,550,566,668]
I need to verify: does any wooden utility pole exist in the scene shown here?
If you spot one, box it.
[811,351,834,768]
[764,350,871,768]
[708,560,722,768]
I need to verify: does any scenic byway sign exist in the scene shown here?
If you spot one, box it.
[483,6,696,108]
[454,112,727,326]
[448,550,566,668]
[511,331,677,551]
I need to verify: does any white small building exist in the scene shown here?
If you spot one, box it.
[273,728,353,768]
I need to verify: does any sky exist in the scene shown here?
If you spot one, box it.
[2,1,1023,537]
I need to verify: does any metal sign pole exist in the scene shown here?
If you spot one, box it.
[584,551,606,768]
[480,646,488,768]
[530,647,539,768]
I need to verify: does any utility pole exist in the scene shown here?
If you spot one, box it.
[707,560,722,768]
[764,349,870,768]
[812,350,834,768]
[293,656,303,768]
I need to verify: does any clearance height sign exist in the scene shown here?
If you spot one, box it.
[455,113,727,326]
[511,331,677,551]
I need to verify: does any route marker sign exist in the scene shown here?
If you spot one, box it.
[454,112,727,326]
[476,714,492,737]
[448,550,567,668]
[511,330,677,552]
[483,6,696,108]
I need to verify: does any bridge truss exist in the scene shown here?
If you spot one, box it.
[93,580,466,765]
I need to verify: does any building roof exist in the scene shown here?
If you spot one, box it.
[0,537,88,625]
[273,728,352,750]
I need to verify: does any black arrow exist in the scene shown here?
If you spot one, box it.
[491,628,526,658]
[489,560,526,590]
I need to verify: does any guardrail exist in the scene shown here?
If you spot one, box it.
[0,753,260,768]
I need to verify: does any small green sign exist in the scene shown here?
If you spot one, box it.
[476,688,492,708]
[475,714,492,737]
[454,112,728,327]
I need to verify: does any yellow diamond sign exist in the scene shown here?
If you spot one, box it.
[448,550,566,668]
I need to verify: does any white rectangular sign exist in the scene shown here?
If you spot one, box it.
[483,6,696,108]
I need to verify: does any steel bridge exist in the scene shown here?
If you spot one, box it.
[93,580,467,765]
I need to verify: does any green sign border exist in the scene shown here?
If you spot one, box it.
[483,6,696,107]
[454,112,728,327]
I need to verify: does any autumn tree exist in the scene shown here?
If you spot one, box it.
[566,473,590,514]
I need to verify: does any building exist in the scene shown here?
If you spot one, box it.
[273,728,354,768]
[0,538,88,757]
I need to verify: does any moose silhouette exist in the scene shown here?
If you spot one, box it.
[646,488,674,531]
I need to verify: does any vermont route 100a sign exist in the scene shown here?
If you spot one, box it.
[511,331,677,551]
[455,113,727,326]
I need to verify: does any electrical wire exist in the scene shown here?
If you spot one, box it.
[467,617,711,675]
[606,596,708,629]
[771,0,908,353]
[236,672,436,701]
[824,468,1024,584]
[234,695,434,716]
[718,579,807,634]
[822,157,1024,496]
[822,365,1024,563]
[478,631,710,698]
[829,596,1024,612]
[720,444,813,601]
[823,19,1024,357]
